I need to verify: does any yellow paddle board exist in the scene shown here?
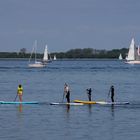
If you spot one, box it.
[74,100,96,104]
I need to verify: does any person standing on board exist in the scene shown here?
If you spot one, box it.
[17,84,23,102]
[86,88,92,101]
[109,85,115,102]
[64,83,70,103]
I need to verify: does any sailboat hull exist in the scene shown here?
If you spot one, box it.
[28,63,46,68]
[125,60,140,64]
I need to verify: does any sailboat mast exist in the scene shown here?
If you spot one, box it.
[34,40,37,62]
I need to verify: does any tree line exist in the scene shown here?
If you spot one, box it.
[0,48,128,59]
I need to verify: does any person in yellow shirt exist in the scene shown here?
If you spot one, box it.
[17,84,23,102]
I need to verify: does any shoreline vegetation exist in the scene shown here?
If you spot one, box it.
[0,48,128,59]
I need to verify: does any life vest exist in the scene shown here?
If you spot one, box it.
[18,87,23,95]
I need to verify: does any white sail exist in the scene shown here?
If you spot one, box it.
[53,55,56,60]
[126,38,137,61]
[137,45,140,56]
[119,53,123,60]
[43,44,52,63]
[43,45,48,61]
[125,38,140,64]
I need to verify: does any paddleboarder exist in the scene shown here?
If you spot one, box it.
[17,84,23,102]
[109,85,115,102]
[64,83,70,103]
[86,88,92,101]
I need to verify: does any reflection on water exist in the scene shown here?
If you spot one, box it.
[88,104,92,114]
[66,105,70,113]
[109,105,115,140]
[18,104,23,112]
[111,105,115,117]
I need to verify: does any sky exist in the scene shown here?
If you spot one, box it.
[0,0,140,53]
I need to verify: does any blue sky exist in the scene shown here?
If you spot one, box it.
[0,0,140,53]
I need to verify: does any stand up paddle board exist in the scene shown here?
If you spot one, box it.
[74,100,129,105]
[0,101,39,104]
[96,101,129,105]
[50,102,84,105]
[74,100,96,104]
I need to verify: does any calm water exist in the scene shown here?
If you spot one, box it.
[0,59,140,140]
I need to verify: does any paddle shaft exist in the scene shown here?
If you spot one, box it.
[14,94,18,102]
[62,92,65,102]
[107,89,111,101]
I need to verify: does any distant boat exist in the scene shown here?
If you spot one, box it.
[119,53,123,60]
[126,38,137,61]
[53,55,57,60]
[125,38,140,64]
[42,44,52,63]
[28,41,46,68]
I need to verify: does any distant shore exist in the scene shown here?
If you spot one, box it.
[0,47,128,59]
[0,58,122,61]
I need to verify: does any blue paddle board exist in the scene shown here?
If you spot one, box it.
[0,101,39,104]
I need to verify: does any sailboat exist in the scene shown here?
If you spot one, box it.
[53,55,57,60]
[125,38,140,64]
[119,53,123,60]
[28,41,46,68]
[42,44,52,63]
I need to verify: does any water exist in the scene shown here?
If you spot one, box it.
[0,59,140,140]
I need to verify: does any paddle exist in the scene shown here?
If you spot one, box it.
[107,88,111,102]
[62,92,65,103]
[14,94,18,102]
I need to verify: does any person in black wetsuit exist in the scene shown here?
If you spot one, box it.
[110,85,115,102]
[86,88,92,101]
[64,83,70,103]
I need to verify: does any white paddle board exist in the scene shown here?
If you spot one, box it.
[50,102,84,105]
